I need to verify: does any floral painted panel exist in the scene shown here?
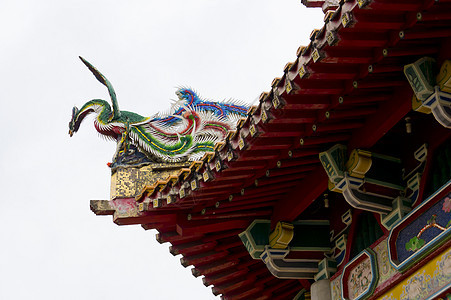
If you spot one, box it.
[110,162,188,200]
[379,246,451,299]
[347,256,373,300]
[331,274,342,300]
[373,239,397,284]
[396,191,451,265]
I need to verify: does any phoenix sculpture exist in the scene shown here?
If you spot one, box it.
[69,57,248,166]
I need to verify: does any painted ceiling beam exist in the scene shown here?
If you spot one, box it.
[262,278,299,297]
[271,166,328,226]
[348,84,412,150]
[228,286,265,300]
[169,241,218,256]
[192,259,239,277]
[212,277,257,297]
[176,219,250,236]
[255,173,308,187]
[180,250,229,268]
[203,268,248,287]
[113,211,177,226]
[155,230,203,245]
[188,209,272,221]
[199,203,274,217]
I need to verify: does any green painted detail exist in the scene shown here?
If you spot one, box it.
[381,197,412,231]
[426,139,451,198]
[404,57,436,101]
[290,220,331,250]
[365,155,403,188]
[239,220,271,260]
[383,213,401,229]
[293,289,309,300]
[80,56,121,120]
[319,144,347,184]
[131,127,193,156]
[371,152,402,163]
[405,236,426,252]
[192,142,215,152]
[365,178,404,191]
[69,57,248,163]
[351,212,384,259]
[77,100,148,125]
[314,258,337,281]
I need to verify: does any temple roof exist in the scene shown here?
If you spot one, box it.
[93,0,451,298]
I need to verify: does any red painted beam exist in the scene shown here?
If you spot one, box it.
[271,166,328,227]
[276,156,319,168]
[169,241,217,256]
[314,121,365,133]
[143,223,176,233]
[289,148,320,158]
[212,277,256,297]
[176,219,250,236]
[337,93,391,106]
[265,165,316,178]
[237,181,300,201]
[192,259,239,277]
[299,278,311,289]
[214,195,278,210]
[203,268,248,287]
[239,149,283,160]
[202,229,244,242]
[247,143,294,151]
[299,134,351,146]
[270,84,414,226]
[188,209,272,221]
[326,107,378,120]
[113,212,176,226]
[351,12,405,30]
[180,251,228,268]
[255,173,308,187]
[284,101,330,110]
[202,203,274,216]
[230,286,265,300]
[366,1,423,12]
[348,84,412,150]
[262,279,296,297]
[155,231,203,246]
[273,284,299,300]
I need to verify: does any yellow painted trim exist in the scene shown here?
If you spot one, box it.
[346,149,372,179]
[377,246,451,299]
[269,221,294,249]
[437,60,451,93]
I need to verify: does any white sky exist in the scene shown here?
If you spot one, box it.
[0,1,323,299]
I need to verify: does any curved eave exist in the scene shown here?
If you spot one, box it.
[119,0,451,298]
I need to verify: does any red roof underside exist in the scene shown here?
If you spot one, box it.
[114,1,451,299]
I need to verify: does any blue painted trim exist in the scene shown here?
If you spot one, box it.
[426,281,451,300]
[340,249,378,300]
[388,180,451,271]
[335,248,346,267]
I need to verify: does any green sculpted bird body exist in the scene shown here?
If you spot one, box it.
[69,57,248,163]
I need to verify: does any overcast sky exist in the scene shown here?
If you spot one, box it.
[0,1,323,299]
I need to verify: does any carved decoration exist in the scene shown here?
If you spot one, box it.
[69,57,248,164]
[260,246,320,279]
[404,58,451,129]
[269,221,295,249]
[320,145,406,215]
[388,180,451,272]
[341,249,379,300]
[379,246,451,299]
